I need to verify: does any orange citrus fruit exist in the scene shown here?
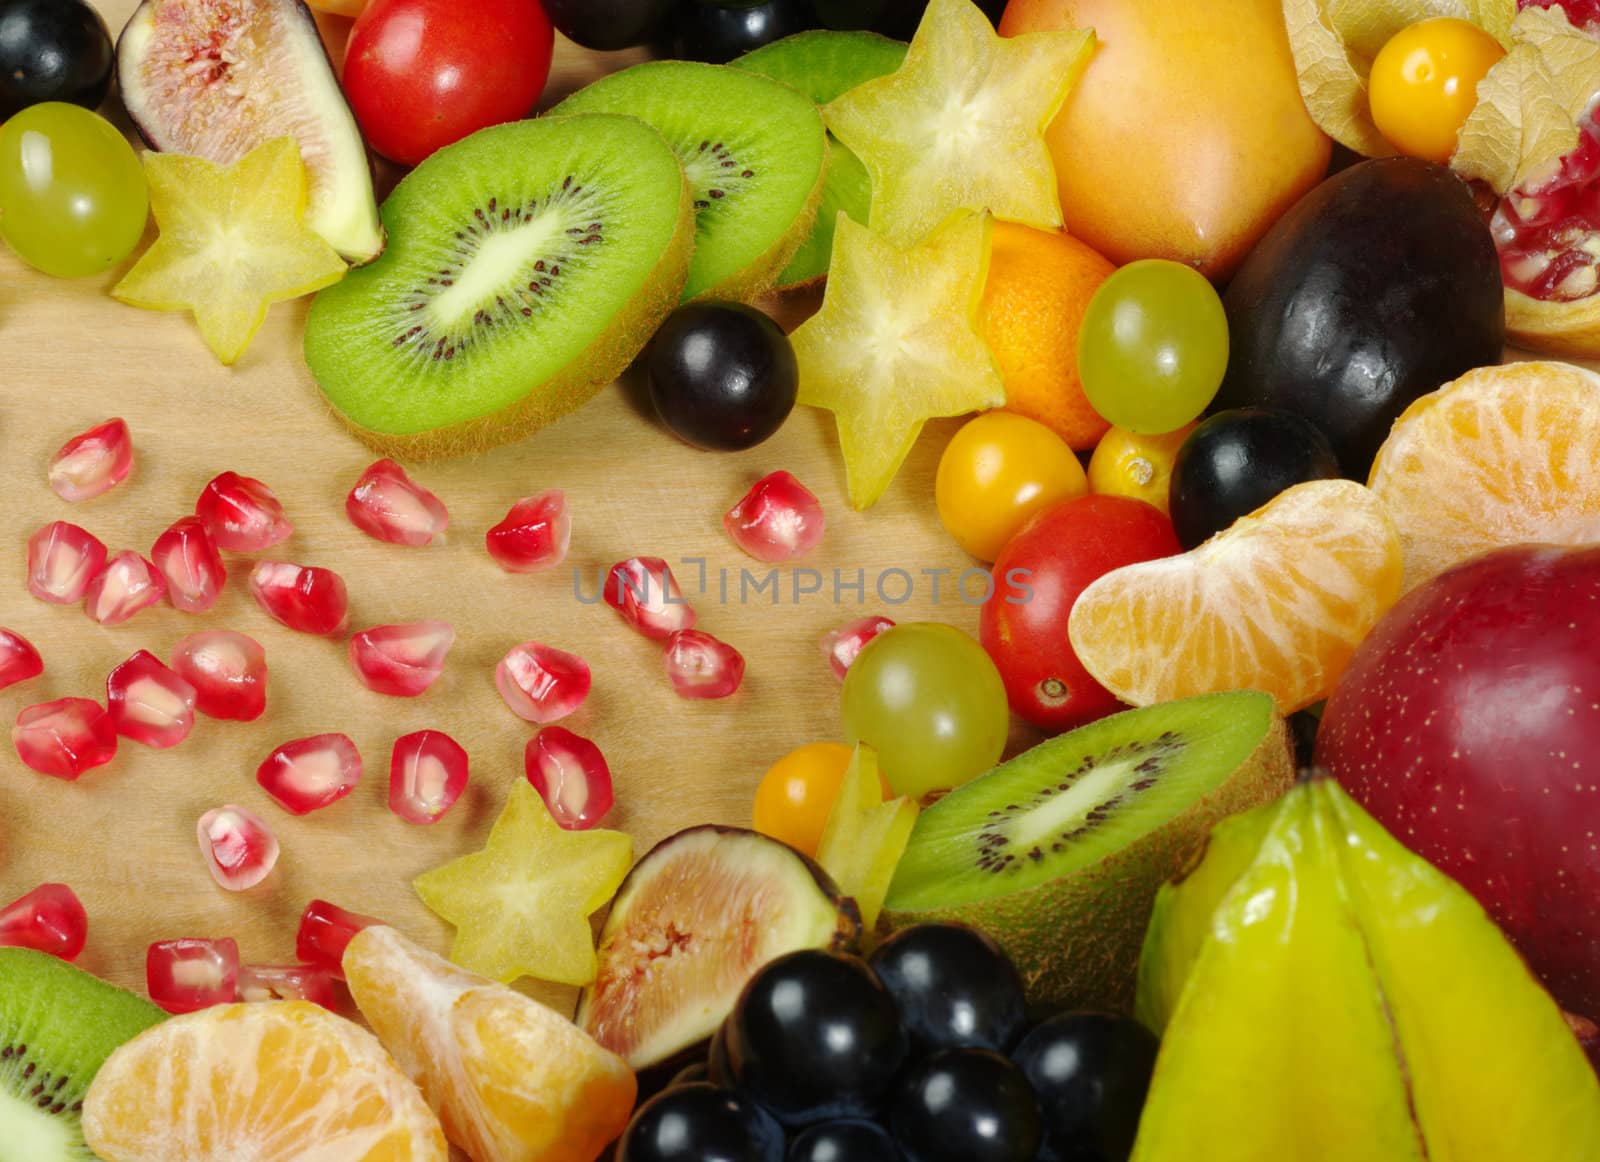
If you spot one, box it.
[1086,422,1197,514]
[978,221,1116,450]
[80,1001,447,1161]
[1368,360,1600,593]
[344,924,636,1162]
[1067,479,1403,713]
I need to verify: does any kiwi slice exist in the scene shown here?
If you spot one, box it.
[303,113,694,459]
[553,60,828,302]
[0,947,165,1161]
[881,690,1293,1012]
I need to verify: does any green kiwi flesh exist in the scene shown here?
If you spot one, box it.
[881,691,1293,1011]
[0,948,165,1161]
[553,61,827,302]
[303,113,694,459]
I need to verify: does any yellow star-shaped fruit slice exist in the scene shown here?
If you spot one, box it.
[792,209,1005,510]
[112,136,348,365]
[413,781,633,987]
[823,0,1095,245]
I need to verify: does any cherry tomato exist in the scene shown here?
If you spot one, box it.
[980,495,1179,732]
[343,0,553,167]
[1086,423,1195,515]
[935,412,1088,562]
[1369,18,1505,164]
[751,742,858,857]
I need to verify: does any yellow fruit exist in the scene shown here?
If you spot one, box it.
[752,742,858,857]
[1086,423,1196,514]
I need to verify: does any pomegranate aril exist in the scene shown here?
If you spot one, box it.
[495,641,591,723]
[197,805,280,890]
[348,621,454,697]
[0,628,43,693]
[604,556,696,639]
[84,550,167,625]
[26,520,107,604]
[724,470,825,563]
[346,458,449,546]
[107,650,197,749]
[171,630,268,721]
[388,729,469,824]
[147,937,240,1013]
[821,615,896,680]
[296,899,381,980]
[0,883,88,960]
[525,726,614,830]
[150,516,226,613]
[195,471,293,552]
[48,417,133,502]
[13,698,116,779]
[247,560,350,635]
[486,489,570,573]
[237,963,338,1009]
[257,733,362,815]
[663,629,745,699]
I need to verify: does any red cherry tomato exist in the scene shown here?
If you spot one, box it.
[980,494,1180,732]
[343,0,553,167]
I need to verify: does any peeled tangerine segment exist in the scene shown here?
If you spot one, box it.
[1068,479,1403,714]
[1130,781,1600,1162]
[304,114,693,459]
[815,744,918,930]
[343,925,636,1162]
[81,1001,447,1161]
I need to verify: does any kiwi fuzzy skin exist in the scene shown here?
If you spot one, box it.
[877,715,1294,1014]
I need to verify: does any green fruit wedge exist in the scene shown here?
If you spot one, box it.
[816,744,919,932]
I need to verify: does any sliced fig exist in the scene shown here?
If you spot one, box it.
[577,825,861,1070]
[117,0,383,262]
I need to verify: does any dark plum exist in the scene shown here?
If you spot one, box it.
[668,0,818,63]
[725,949,908,1126]
[813,0,1004,36]
[1167,407,1340,549]
[619,1082,786,1162]
[788,1119,903,1162]
[890,1048,1042,1162]
[542,0,671,50]
[0,0,113,118]
[646,301,799,451]
[1010,1013,1158,1162]
[868,923,1027,1053]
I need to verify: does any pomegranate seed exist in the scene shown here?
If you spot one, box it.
[346,459,449,546]
[171,630,268,721]
[388,729,469,824]
[663,629,746,699]
[0,628,43,692]
[0,883,88,960]
[724,471,826,563]
[237,963,337,1009]
[525,726,614,830]
[48,418,133,502]
[296,899,381,980]
[107,650,197,749]
[820,615,896,680]
[348,621,454,697]
[197,805,280,890]
[257,733,362,816]
[150,516,226,613]
[12,698,116,779]
[486,489,570,573]
[604,556,696,640]
[26,521,107,604]
[247,561,350,635]
[83,551,167,625]
[146,937,239,1013]
[194,471,293,552]
[495,641,591,723]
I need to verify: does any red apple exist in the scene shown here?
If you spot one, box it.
[1316,544,1600,1023]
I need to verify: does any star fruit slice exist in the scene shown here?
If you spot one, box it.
[816,744,918,931]
[413,781,632,987]
[822,0,1095,246]
[791,208,1005,510]
[112,136,348,366]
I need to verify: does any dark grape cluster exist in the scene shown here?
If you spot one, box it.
[616,923,1160,1162]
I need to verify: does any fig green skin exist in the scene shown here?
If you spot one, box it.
[1210,157,1504,478]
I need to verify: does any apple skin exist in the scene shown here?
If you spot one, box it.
[1316,544,1600,1025]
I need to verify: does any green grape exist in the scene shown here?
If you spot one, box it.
[841,621,1009,800]
[1076,258,1230,435]
[0,102,148,278]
